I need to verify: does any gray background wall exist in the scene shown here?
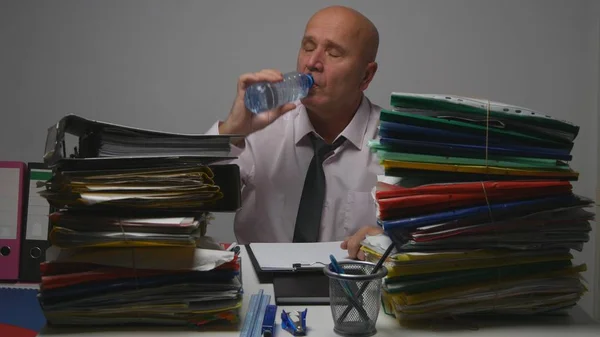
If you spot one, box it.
[1,0,598,320]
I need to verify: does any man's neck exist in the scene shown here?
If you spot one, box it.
[307,95,363,144]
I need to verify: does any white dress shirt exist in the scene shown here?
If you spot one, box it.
[205,95,383,244]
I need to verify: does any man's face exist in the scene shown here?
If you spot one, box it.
[296,13,370,114]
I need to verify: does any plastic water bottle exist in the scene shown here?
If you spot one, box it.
[244,72,314,114]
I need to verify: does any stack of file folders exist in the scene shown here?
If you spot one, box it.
[363,93,594,323]
[36,114,244,328]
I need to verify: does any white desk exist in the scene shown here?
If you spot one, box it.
[33,246,600,337]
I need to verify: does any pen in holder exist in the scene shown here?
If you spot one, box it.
[323,258,388,337]
[328,255,361,303]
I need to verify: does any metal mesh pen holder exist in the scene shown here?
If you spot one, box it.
[323,261,388,337]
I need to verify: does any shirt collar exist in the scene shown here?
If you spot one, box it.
[293,95,371,150]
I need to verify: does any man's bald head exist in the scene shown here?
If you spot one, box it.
[306,6,379,63]
[297,5,380,120]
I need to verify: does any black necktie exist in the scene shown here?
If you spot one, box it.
[293,133,345,242]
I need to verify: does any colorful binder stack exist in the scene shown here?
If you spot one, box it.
[36,115,243,328]
[363,93,594,323]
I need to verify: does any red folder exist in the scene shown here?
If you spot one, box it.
[376,180,572,219]
[0,162,26,281]
[40,258,240,290]
[376,180,572,199]
[0,324,38,337]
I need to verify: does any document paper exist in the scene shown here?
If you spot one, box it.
[249,241,350,271]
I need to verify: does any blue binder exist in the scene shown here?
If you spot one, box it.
[379,137,572,161]
[379,121,519,147]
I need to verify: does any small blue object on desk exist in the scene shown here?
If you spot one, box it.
[261,304,277,337]
[281,309,307,336]
[239,289,271,337]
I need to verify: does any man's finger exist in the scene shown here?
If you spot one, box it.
[365,226,384,237]
[239,71,284,90]
[260,69,283,81]
[357,250,366,261]
[347,238,362,259]
[275,103,296,116]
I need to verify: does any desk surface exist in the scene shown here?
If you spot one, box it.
[26,246,599,336]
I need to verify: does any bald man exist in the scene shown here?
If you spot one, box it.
[206,6,383,260]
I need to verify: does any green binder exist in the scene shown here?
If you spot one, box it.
[368,140,572,171]
[380,109,572,150]
[389,92,579,142]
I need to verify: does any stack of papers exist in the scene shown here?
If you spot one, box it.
[39,245,241,326]
[36,115,243,329]
[365,93,594,323]
[43,114,239,161]
[39,165,224,211]
[47,213,209,249]
[97,126,233,157]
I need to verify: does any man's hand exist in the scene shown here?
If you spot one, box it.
[341,226,384,260]
[219,69,297,137]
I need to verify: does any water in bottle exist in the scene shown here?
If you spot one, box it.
[244,72,314,114]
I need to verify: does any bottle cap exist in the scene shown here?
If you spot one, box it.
[306,73,315,88]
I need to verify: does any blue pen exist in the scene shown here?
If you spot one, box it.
[329,255,359,301]
[329,254,344,274]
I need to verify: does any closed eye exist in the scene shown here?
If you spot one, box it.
[327,49,342,57]
[302,40,316,52]
[325,42,346,58]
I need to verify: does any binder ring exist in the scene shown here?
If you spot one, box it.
[0,246,10,256]
[29,247,42,259]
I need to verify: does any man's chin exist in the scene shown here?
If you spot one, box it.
[300,96,327,110]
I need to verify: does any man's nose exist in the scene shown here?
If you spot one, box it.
[306,49,324,72]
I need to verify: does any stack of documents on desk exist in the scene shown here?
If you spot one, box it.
[39,165,225,211]
[366,93,594,323]
[44,114,237,160]
[35,115,243,328]
[46,212,210,249]
[370,93,579,181]
[97,125,232,157]
[39,244,241,326]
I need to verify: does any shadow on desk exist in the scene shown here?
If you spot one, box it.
[39,321,241,335]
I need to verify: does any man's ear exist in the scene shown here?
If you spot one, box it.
[360,62,378,91]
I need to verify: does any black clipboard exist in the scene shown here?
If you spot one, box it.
[245,244,330,305]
